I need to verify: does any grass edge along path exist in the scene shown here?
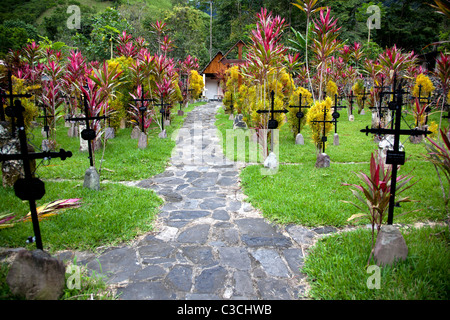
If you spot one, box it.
[0,102,205,252]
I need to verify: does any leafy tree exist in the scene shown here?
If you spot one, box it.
[163,5,210,67]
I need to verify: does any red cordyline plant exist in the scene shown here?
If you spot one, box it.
[292,0,325,101]
[244,8,287,82]
[311,7,342,101]
[150,20,168,55]
[376,45,417,85]
[63,51,88,114]
[434,53,450,140]
[128,84,153,132]
[342,150,417,262]
[79,77,108,150]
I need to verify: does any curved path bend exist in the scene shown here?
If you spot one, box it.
[59,102,337,300]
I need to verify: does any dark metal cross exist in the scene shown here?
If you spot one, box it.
[0,99,72,250]
[38,104,54,140]
[229,95,234,115]
[131,93,155,133]
[311,105,335,153]
[65,89,108,167]
[289,93,310,134]
[0,70,32,135]
[331,94,346,134]
[360,75,432,225]
[369,78,391,126]
[154,96,171,131]
[347,90,358,117]
[413,84,432,127]
[256,90,288,129]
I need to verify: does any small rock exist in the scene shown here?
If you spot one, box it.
[374,225,408,266]
[264,152,278,169]
[159,129,167,139]
[131,126,140,139]
[295,133,304,145]
[83,166,100,191]
[333,133,339,146]
[6,249,66,300]
[138,132,148,149]
[315,153,330,168]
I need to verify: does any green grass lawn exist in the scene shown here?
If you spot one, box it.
[0,103,202,252]
[216,105,448,227]
[302,225,450,300]
[217,103,449,300]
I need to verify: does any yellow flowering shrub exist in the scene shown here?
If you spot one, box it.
[306,97,334,151]
[287,86,313,137]
[6,76,39,130]
[428,121,439,139]
[223,66,240,111]
[326,80,338,100]
[352,79,366,114]
[412,73,435,98]
[189,70,204,99]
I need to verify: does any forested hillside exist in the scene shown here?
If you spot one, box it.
[0,0,448,68]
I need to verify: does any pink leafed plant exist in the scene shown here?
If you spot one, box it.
[342,150,417,262]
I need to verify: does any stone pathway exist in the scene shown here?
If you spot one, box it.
[57,102,337,300]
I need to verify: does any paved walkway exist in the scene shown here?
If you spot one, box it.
[58,102,336,300]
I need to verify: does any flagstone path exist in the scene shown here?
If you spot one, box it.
[57,102,339,300]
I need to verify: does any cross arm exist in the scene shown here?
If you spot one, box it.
[65,115,109,122]
[0,149,72,162]
[360,126,432,137]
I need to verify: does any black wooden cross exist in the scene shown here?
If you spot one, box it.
[0,88,6,121]
[311,105,334,153]
[369,78,391,126]
[38,103,54,140]
[154,96,171,131]
[360,75,432,225]
[289,93,310,134]
[347,90,358,117]
[256,90,288,129]
[131,93,155,133]
[413,84,432,127]
[65,89,108,167]
[360,86,370,110]
[1,70,32,136]
[331,94,346,134]
[0,99,72,250]
[229,95,234,115]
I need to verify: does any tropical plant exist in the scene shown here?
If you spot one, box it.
[306,96,334,152]
[424,127,450,210]
[292,0,325,101]
[310,7,342,100]
[287,86,313,137]
[128,85,153,132]
[342,150,417,263]
[189,70,204,99]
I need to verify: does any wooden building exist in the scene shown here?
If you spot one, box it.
[201,40,246,101]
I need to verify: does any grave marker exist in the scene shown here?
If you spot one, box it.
[0,99,72,250]
[131,92,155,133]
[311,105,335,153]
[256,90,288,130]
[360,75,431,224]
[1,71,32,136]
[65,88,108,190]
